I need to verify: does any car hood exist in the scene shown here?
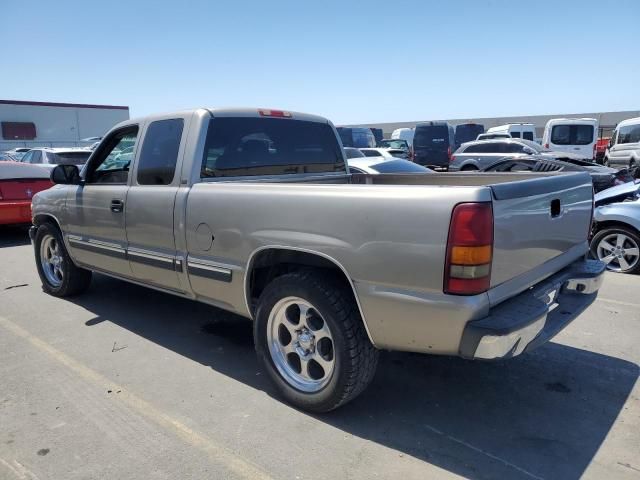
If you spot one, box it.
[594,181,640,204]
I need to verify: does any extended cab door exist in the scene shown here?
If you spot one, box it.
[125,117,187,292]
[65,126,139,277]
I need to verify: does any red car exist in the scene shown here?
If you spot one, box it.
[0,161,53,225]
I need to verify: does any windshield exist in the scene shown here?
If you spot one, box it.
[344,147,365,159]
[380,140,408,150]
[519,139,545,152]
[50,151,91,165]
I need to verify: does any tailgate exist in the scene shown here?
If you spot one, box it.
[489,173,593,301]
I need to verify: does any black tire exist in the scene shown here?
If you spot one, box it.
[461,165,478,171]
[603,156,610,167]
[34,223,92,296]
[254,271,378,412]
[590,226,640,274]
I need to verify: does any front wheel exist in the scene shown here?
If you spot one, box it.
[591,226,640,274]
[254,271,378,412]
[34,223,92,296]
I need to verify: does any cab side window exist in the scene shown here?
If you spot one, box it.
[30,150,42,164]
[86,127,139,184]
[136,119,184,185]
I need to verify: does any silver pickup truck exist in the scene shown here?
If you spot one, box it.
[30,108,605,412]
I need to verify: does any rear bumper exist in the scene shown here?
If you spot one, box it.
[459,258,605,360]
[0,200,32,226]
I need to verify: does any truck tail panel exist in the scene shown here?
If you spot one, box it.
[488,172,594,304]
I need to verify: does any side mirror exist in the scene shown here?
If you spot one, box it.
[51,164,81,185]
[608,139,613,149]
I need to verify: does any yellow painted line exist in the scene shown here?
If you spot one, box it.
[0,316,273,480]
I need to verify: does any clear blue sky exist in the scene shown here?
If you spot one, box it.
[2,0,639,124]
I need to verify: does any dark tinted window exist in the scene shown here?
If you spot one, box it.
[201,117,344,177]
[465,142,503,153]
[362,149,382,157]
[30,150,42,163]
[485,159,537,172]
[369,160,431,173]
[510,132,521,138]
[551,125,594,145]
[344,147,365,159]
[414,125,449,148]
[505,143,525,153]
[137,119,184,185]
[49,151,91,165]
[523,131,534,141]
[618,124,640,144]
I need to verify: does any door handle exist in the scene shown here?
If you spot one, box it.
[110,199,124,213]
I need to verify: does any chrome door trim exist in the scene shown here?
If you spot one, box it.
[67,235,127,259]
[186,258,233,283]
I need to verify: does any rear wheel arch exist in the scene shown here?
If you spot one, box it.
[244,247,374,344]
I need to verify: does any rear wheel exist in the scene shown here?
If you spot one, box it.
[591,226,640,274]
[254,271,378,412]
[461,165,478,171]
[34,223,92,296]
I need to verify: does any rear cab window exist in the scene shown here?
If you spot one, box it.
[201,117,345,177]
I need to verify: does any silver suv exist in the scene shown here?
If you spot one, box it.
[450,138,586,171]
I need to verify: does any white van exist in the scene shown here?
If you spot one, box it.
[605,117,640,168]
[542,118,598,160]
[391,127,415,147]
[486,123,536,142]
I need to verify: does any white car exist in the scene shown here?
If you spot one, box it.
[605,117,640,169]
[19,147,92,170]
[542,118,599,160]
[486,123,536,141]
[347,157,432,174]
[359,147,409,160]
[591,182,640,274]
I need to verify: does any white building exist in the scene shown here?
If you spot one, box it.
[0,99,130,151]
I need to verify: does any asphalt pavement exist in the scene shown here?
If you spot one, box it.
[1,225,638,480]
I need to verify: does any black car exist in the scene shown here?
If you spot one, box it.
[482,156,634,192]
[413,121,455,170]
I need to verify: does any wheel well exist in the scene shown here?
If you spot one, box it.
[593,221,639,236]
[33,214,61,231]
[246,249,357,317]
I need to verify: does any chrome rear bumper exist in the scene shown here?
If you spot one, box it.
[459,258,605,360]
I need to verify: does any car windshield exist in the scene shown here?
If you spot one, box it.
[369,160,432,173]
[50,151,92,165]
[380,140,408,149]
[519,139,546,152]
[344,147,365,159]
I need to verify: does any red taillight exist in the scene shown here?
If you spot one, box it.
[450,155,456,163]
[444,202,494,295]
[447,146,452,160]
[544,143,549,149]
[258,109,292,118]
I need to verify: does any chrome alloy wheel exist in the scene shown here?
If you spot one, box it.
[40,234,64,287]
[597,232,640,272]
[267,297,336,392]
